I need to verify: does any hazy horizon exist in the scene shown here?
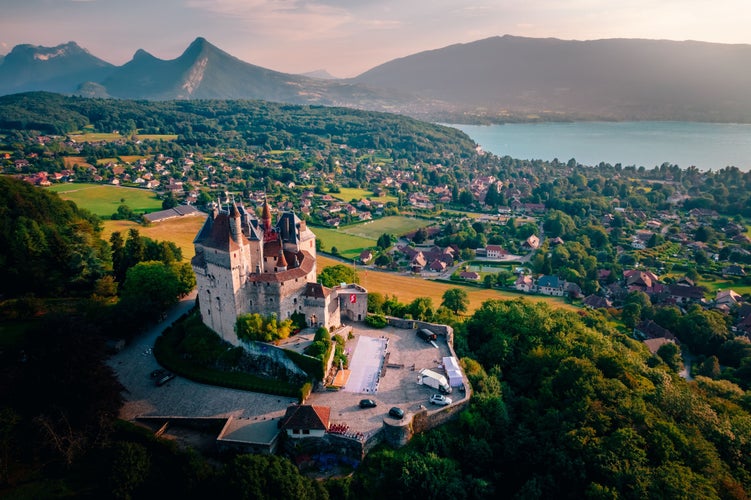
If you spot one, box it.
[1,0,750,78]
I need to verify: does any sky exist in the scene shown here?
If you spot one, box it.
[1,0,749,78]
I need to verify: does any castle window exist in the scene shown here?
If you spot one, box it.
[293,298,297,304]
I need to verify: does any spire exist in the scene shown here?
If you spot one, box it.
[277,237,288,271]
[262,197,272,232]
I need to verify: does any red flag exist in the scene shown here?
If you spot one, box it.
[349,293,357,304]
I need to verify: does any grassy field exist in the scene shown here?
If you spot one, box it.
[119,155,148,163]
[102,215,207,260]
[313,227,375,260]
[339,215,428,239]
[317,255,577,313]
[332,187,398,204]
[68,132,178,142]
[698,276,751,296]
[47,183,162,217]
[136,134,178,141]
[63,156,94,169]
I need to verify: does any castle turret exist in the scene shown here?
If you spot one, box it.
[262,198,272,234]
[277,241,288,272]
[229,201,242,242]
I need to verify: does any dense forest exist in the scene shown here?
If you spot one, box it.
[0,92,477,159]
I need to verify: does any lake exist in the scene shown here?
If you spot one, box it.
[452,122,751,171]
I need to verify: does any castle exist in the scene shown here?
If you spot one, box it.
[191,199,367,345]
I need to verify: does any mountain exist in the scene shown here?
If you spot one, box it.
[89,37,411,111]
[3,36,751,122]
[0,41,114,95]
[301,69,338,80]
[353,35,751,122]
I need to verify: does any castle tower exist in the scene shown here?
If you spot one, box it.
[261,198,274,241]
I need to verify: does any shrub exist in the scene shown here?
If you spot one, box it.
[314,326,331,342]
[365,314,388,328]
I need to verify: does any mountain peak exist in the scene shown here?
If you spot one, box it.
[132,48,156,61]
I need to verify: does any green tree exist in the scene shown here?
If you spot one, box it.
[409,297,434,321]
[656,342,683,372]
[697,356,721,378]
[161,191,178,210]
[118,261,180,322]
[679,305,731,356]
[442,288,469,314]
[377,233,394,249]
[413,227,429,244]
[318,264,358,287]
[236,313,293,343]
[108,441,151,500]
[220,454,325,500]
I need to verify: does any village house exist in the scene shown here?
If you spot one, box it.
[582,294,613,309]
[523,235,540,250]
[459,271,480,281]
[514,275,534,293]
[359,249,374,264]
[485,245,508,259]
[535,275,566,296]
[715,289,742,308]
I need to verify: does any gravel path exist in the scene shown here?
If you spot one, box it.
[108,291,293,422]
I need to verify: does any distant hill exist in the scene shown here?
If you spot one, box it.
[3,36,751,122]
[301,69,338,80]
[352,35,751,122]
[0,41,114,95]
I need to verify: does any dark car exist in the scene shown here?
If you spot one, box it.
[155,371,175,386]
[417,328,437,342]
[388,407,405,419]
[359,399,377,408]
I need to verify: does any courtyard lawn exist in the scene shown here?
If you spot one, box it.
[102,215,207,261]
[47,183,163,217]
[339,216,430,239]
[317,255,577,313]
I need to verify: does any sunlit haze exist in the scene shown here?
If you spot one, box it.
[1,0,749,77]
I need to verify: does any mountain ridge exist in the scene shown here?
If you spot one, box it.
[2,35,751,122]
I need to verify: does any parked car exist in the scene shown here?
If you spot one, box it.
[429,394,452,406]
[359,399,377,408]
[388,407,405,419]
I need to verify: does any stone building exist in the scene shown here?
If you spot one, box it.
[192,200,365,345]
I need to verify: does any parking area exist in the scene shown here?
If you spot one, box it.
[307,323,466,435]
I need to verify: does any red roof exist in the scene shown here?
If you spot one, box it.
[280,405,330,431]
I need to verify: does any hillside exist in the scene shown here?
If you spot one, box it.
[353,35,751,122]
